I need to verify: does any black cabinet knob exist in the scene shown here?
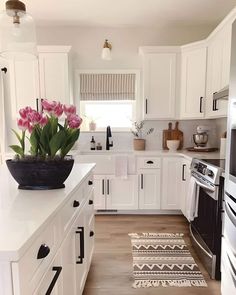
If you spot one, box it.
[37,244,50,259]
[88,180,93,185]
[89,200,93,205]
[90,231,95,237]
[73,200,80,207]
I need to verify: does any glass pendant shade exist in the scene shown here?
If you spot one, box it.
[101,40,112,60]
[0,2,37,60]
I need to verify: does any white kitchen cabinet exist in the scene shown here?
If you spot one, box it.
[205,24,232,118]
[38,46,72,105]
[161,157,181,210]
[93,175,138,210]
[138,170,161,209]
[139,47,178,119]
[180,44,207,119]
[180,159,192,217]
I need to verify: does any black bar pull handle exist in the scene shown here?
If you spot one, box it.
[182,164,186,181]
[37,244,50,259]
[102,179,105,195]
[73,200,80,208]
[145,99,148,114]
[45,266,62,295]
[146,160,154,164]
[107,179,110,195]
[141,174,144,189]
[199,96,203,113]
[76,227,85,264]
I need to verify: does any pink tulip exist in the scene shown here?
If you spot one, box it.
[67,114,83,129]
[39,116,48,127]
[28,110,42,124]
[63,104,76,116]
[17,118,30,131]
[42,99,63,118]
[19,106,33,120]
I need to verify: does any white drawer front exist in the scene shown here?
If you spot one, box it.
[60,186,85,235]
[137,157,161,169]
[12,216,60,295]
[84,173,94,198]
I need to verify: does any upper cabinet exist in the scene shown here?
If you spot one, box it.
[38,46,72,104]
[205,24,232,118]
[139,47,179,120]
[180,42,207,119]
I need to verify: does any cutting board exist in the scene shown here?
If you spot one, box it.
[162,122,173,150]
[172,122,183,150]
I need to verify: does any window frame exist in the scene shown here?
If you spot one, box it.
[75,69,140,132]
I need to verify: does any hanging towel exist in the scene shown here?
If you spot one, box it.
[115,155,128,179]
[185,176,199,222]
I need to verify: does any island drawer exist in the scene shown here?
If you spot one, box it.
[137,157,161,169]
[12,215,60,294]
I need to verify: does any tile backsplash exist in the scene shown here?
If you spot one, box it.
[76,119,225,151]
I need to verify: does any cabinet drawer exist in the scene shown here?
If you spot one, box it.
[12,216,60,295]
[137,157,161,169]
[60,185,84,234]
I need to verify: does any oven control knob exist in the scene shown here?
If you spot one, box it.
[207,170,214,177]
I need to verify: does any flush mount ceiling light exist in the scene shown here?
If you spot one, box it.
[0,0,37,60]
[101,39,112,61]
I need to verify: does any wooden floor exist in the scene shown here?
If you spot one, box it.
[83,215,221,295]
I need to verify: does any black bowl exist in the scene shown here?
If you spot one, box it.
[6,158,74,190]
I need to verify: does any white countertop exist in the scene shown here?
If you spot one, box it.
[0,163,95,261]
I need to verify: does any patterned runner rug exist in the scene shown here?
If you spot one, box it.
[129,233,207,288]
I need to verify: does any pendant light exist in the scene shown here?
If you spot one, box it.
[0,0,37,60]
[101,39,112,61]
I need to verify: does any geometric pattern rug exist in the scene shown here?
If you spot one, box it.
[128,233,207,288]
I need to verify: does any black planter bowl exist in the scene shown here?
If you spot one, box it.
[6,158,74,190]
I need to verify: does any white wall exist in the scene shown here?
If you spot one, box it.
[36,25,214,69]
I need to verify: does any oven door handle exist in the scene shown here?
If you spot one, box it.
[225,201,236,227]
[194,179,215,192]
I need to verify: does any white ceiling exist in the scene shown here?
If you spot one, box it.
[1,0,236,27]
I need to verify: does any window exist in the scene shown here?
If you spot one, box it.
[78,71,139,131]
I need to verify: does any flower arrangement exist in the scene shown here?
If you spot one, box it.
[131,120,154,139]
[10,99,82,160]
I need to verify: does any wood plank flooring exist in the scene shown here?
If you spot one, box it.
[83,215,221,295]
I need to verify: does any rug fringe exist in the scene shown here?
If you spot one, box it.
[133,279,207,288]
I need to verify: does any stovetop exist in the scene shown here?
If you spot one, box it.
[201,159,226,171]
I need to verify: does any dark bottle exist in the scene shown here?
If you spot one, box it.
[90,136,96,150]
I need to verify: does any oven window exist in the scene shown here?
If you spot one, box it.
[192,188,217,252]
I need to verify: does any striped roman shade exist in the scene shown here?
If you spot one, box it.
[80,73,136,100]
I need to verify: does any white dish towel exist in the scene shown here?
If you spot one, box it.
[185,176,199,222]
[115,155,128,179]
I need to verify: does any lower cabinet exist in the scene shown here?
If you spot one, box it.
[161,157,181,210]
[138,170,161,209]
[93,175,138,210]
[180,159,192,217]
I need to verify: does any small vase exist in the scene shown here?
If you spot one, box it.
[6,157,74,190]
[133,138,146,151]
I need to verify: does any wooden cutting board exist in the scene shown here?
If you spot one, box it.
[171,122,183,150]
[162,122,173,150]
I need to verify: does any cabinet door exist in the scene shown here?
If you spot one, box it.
[180,159,191,217]
[206,25,231,118]
[139,170,161,210]
[8,59,40,115]
[143,53,176,119]
[162,158,181,210]
[33,251,63,295]
[93,175,106,210]
[38,53,70,104]
[180,47,207,118]
[106,175,138,210]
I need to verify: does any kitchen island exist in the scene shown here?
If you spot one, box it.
[0,163,95,295]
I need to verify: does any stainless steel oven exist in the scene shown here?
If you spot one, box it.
[190,158,224,280]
